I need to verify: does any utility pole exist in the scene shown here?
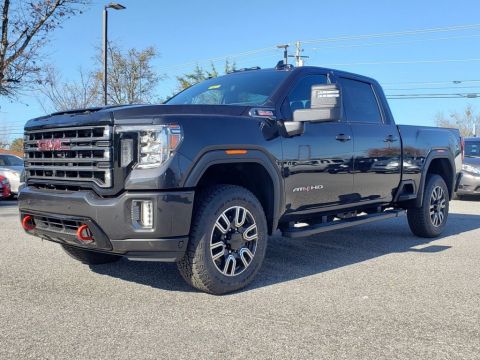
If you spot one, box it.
[290,41,309,67]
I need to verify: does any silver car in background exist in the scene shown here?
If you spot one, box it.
[0,154,24,196]
[457,137,480,198]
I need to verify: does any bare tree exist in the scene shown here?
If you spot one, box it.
[38,65,101,112]
[435,104,480,137]
[96,44,162,104]
[39,43,163,111]
[0,0,89,97]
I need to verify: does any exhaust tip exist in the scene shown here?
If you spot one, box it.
[76,224,93,242]
[22,215,36,231]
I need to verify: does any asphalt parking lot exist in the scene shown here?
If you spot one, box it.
[1,198,479,360]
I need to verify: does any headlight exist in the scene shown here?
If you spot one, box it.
[116,125,183,169]
[462,164,480,175]
[1,178,9,185]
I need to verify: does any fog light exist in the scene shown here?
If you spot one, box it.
[131,200,154,229]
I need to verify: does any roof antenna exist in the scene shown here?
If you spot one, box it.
[276,44,289,65]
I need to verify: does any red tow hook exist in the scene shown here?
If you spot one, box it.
[76,224,93,242]
[22,215,36,231]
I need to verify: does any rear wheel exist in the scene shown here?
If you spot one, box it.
[407,174,449,238]
[177,185,268,295]
[62,245,121,265]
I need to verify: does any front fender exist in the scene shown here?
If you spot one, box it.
[183,149,284,232]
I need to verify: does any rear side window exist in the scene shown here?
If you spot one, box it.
[465,141,480,157]
[341,78,383,124]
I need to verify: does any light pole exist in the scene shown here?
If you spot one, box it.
[103,2,126,106]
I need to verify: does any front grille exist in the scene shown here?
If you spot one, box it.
[24,126,113,188]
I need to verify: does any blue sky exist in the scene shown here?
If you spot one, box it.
[1,0,480,139]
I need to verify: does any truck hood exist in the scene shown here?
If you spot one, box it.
[24,104,251,130]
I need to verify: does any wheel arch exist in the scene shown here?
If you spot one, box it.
[183,150,284,234]
[414,150,455,207]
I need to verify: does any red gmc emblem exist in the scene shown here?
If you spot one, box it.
[37,139,69,151]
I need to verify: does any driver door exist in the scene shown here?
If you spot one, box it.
[281,74,354,214]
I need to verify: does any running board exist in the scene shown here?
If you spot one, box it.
[281,210,405,238]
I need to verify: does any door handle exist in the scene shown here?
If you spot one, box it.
[384,135,398,143]
[336,134,351,142]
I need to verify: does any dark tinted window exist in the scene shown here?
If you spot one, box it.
[282,75,328,119]
[0,155,23,166]
[342,78,382,123]
[166,70,290,106]
[465,140,480,157]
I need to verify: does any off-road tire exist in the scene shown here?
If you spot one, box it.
[407,174,449,238]
[62,245,121,265]
[177,185,268,295]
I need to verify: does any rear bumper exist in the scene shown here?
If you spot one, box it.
[456,172,480,196]
[18,187,194,261]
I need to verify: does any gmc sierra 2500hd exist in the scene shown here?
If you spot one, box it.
[19,64,462,294]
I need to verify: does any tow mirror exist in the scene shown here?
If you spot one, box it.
[293,84,342,123]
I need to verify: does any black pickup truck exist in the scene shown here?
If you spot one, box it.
[19,64,462,294]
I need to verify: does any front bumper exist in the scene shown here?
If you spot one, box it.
[456,172,480,196]
[18,187,194,261]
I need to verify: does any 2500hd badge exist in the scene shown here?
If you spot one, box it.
[293,185,325,192]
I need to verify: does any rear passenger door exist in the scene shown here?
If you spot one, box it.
[340,77,401,203]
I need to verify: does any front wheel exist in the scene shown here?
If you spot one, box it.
[177,185,268,295]
[407,174,449,238]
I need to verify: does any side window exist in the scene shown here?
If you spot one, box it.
[282,75,328,119]
[341,78,383,123]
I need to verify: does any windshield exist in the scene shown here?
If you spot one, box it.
[166,70,290,106]
[465,140,480,157]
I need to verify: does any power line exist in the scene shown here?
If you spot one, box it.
[386,92,480,99]
[384,85,480,91]
[156,46,277,72]
[388,96,476,99]
[323,58,480,67]
[381,79,480,86]
[156,23,480,72]
[309,33,480,51]
[302,23,480,45]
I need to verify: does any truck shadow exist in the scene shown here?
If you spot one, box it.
[90,213,480,294]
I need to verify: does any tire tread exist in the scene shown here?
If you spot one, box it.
[177,185,267,294]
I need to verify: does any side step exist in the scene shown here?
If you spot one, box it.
[281,209,405,238]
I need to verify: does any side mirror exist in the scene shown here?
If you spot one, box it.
[293,84,342,123]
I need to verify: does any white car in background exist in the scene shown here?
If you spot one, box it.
[0,154,24,197]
